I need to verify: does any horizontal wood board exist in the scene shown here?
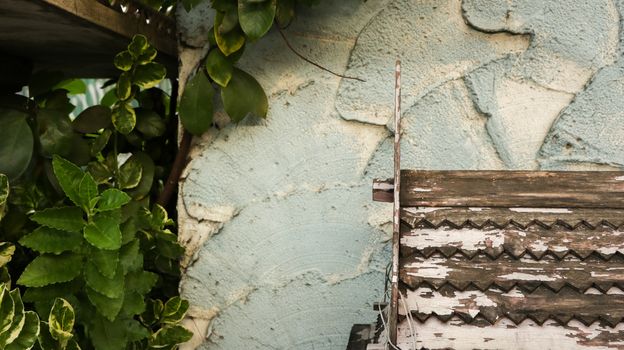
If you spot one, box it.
[373,170,624,208]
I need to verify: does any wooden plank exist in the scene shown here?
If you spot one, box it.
[395,317,624,350]
[401,286,624,326]
[400,254,624,292]
[400,222,624,259]
[400,207,624,229]
[373,171,624,208]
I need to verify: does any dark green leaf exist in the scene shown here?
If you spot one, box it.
[52,155,85,207]
[1,289,25,345]
[91,248,119,279]
[221,68,268,122]
[114,51,134,72]
[126,152,154,200]
[112,102,136,135]
[19,227,83,254]
[218,8,239,34]
[29,71,64,98]
[17,254,82,287]
[119,241,142,274]
[136,46,157,65]
[85,262,124,299]
[0,109,33,180]
[86,287,124,321]
[66,134,91,166]
[120,292,145,318]
[125,270,157,295]
[90,129,112,156]
[276,0,295,27]
[84,211,122,250]
[72,106,112,133]
[100,89,117,107]
[88,316,148,350]
[37,109,74,158]
[78,173,98,211]
[31,207,85,233]
[179,72,214,135]
[87,161,113,185]
[44,90,75,115]
[205,49,233,87]
[136,109,166,138]
[116,72,132,100]
[162,297,190,324]
[0,175,8,222]
[214,12,246,56]
[133,62,166,89]
[0,243,14,268]
[149,325,193,347]
[128,35,149,58]
[118,157,143,189]
[238,0,276,41]
[97,189,131,211]
[0,286,14,334]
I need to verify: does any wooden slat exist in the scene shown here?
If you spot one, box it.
[400,223,624,259]
[374,171,624,208]
[395,318,624,350]
[401,286,624,326]
[400,207,624,229]
[400,254,624,292]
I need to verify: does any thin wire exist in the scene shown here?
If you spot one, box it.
[378,261,401,350]
[276,25,366,82]
[399,293,417,350]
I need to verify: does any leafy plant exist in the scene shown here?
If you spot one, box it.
[0,283,40,350]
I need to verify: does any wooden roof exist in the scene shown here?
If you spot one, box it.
[0,0,177,77]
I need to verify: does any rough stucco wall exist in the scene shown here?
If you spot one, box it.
[176,0,624,349]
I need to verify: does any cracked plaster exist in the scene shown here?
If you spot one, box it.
[177,0,624,348]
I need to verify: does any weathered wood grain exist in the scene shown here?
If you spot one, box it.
[373,171,624,208]
[401,286,624,326]
[400,223,624,259]
[395,317,624,350]
[401,254,624,292]
[400,207,624,229]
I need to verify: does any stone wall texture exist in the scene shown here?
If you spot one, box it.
[176,0,624,348]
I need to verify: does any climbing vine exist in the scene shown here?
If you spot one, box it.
[0,0,324,349]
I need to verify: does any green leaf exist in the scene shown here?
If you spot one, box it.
[90,129,112,156]
[84,262,124,299]
[37,109,75,158]
[125,270,157,295]
[218,8,239,34]
[44,90,75,115]
[1,289,25,346]
[162,297,190,324]
[97,189,131,211]
[0,286,15,334]
[112,102,136,135]
[78,173,98,211]
[66,134,91,166]
[118,156,143,189]
[91,248,119,279]
[120,292,145,317]
[128,35,149,58]
[5,311,39,350]
[88,316,148,350]
[141,299,163,326]
[49,298,75,348]
[133,63,166,89]
[136,47,157,65]
[221,68,268,122]
[116,72,132,100]
[179,72,214,136]
[119,241,142,274]
[238,0,276,41]
[276,0,295,27]
[54,79,87,95]
[114,51,134,71]
[0,243,14,268]
[135,110,166,139]
[31,207,85,233]
[19,227,83,254]
[100,89,117,108]
[86,287,124,321]
[205,49,233,87]
[0,175,8,222]
[84,211,122,250]
[52,155,85,207]
[72,106,112,133]
[17,254,82,287]
[149,325,193,348]
[214,12,246,56]
[126,152,155,200]
[0,109,34,180]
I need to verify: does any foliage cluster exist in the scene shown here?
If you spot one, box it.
[0,36,191,349]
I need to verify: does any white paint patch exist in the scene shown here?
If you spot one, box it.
[499,272,557,281]
[401,228,505,250]
[405,259,451,279]
[412,187,433,192]
[509,208,573,214]
[615,176,624,181]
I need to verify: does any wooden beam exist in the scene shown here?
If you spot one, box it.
[373,170,624,208]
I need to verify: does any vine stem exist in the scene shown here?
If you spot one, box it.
[276,25,366,82]
[156,79,187,208]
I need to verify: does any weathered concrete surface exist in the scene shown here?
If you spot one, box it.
[177,0,624,348]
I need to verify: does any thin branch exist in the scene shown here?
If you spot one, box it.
[276,25,366,82]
